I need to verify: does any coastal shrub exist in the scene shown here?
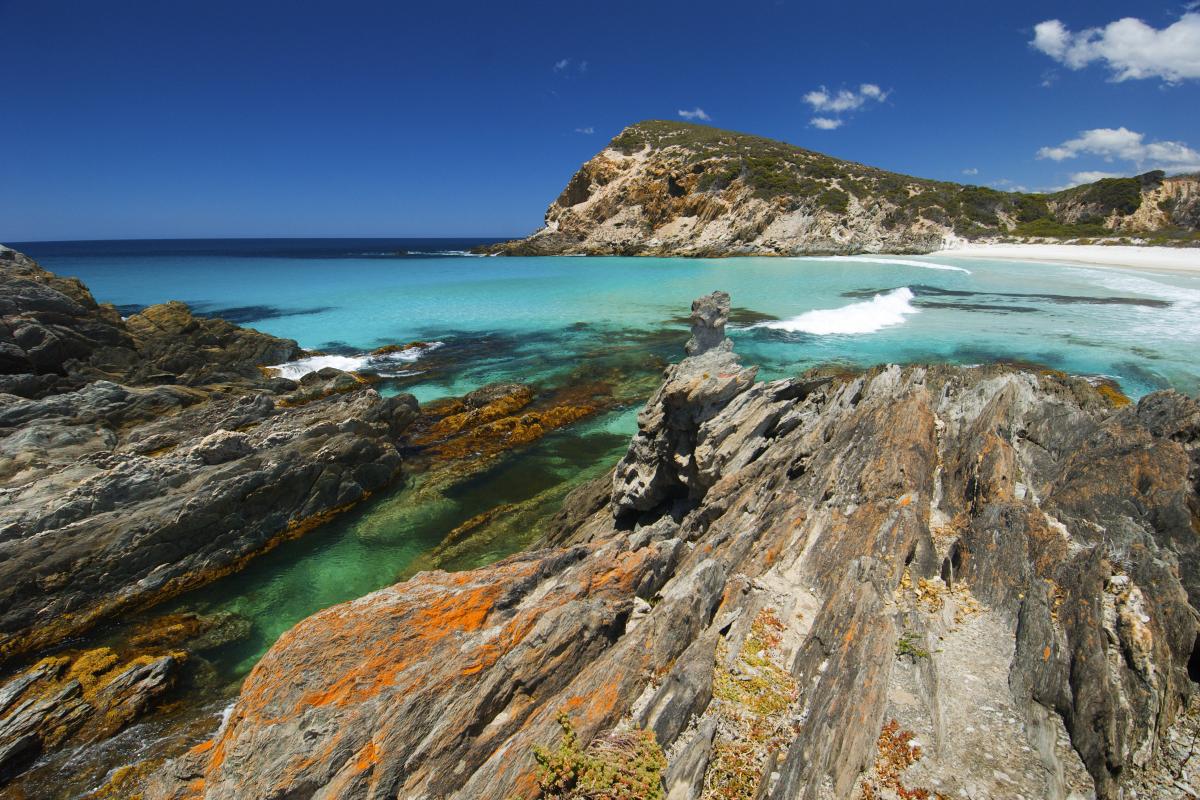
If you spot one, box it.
[860,720,944,800]
[1076,177,1143,215]
[705,608,798,800]
[712,609,796,715]
[817,188,850,214]
[697,164,742,192]
[601,120,1173,237]
[1013,194,1050,223]
[1012,218,1109,238]
[531,712,667,799]
[956,186,1007,226]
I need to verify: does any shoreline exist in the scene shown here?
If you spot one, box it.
[932,242,1200,274]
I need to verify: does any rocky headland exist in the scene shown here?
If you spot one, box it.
[144,292,1200,799]
[488,120,1200,257]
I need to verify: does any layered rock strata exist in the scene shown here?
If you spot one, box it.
[148,293,1200,799]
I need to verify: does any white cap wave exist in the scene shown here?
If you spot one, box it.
[269,341,444,379]
[758,287,918,335]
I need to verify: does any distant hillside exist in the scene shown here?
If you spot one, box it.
[490,120,1200,256]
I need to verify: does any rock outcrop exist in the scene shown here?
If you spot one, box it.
[147,293,1200,799]
[0,247,423,788]
[488,121,1200,257]
[0,245,301,397]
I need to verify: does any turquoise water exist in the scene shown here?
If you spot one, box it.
[24,245,1200,401]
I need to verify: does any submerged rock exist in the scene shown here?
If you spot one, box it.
[147,294,1199,799]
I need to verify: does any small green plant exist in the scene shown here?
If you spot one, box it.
[531,712,667,799]
[896,632,929,660]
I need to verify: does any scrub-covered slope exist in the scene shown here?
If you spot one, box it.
[491,120,1200,256]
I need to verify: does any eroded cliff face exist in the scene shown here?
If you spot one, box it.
[490,140,946,257]
[489,122,1199,257]
[149,293,1200,799]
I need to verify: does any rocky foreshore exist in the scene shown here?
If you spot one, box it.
[0,246,420,783]
[145,292,1200,799]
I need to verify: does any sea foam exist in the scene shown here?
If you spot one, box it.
[758,287,919,335]
[793,255,970,274]
[270,341,443,379]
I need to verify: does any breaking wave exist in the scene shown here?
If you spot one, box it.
[758,288,919,335]
[269,341,444,379]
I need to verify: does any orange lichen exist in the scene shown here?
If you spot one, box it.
[189,739,216,755]
[352,740,378,772]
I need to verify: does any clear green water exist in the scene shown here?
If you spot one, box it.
[153,413,633,677]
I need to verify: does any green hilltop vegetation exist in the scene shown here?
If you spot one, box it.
[606,120,1196,242]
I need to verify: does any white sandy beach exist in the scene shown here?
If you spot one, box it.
[934,243,1200,274]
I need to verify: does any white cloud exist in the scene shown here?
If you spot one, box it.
[1031,13,1200,83]
[803,83,890,113]
[802,83,889,129]
[578,60,588,73]
[1068,170,1124,185]
[962,168,979,175]
[1036,127,1200,172]
[553,58,570,72]
[677,108,711,121]
[574,126,595,135]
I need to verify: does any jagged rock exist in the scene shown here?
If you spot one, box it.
[147,294,1200,800]
[0,246,131,377]
[116,300,301,386]
[611,289,757,516]
[0,246,302,391]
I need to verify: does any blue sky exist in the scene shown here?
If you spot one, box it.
[1,0,1197,240]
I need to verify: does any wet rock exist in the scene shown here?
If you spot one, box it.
[0,648,181,783]
[127,611,254,654]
